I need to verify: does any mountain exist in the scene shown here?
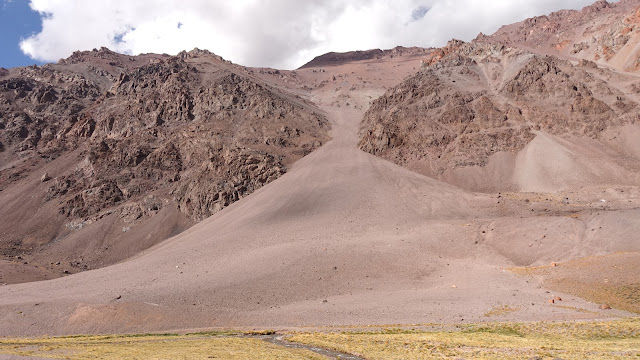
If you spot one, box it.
[483,0,640,72]
[358,39,640,192]
[0,47,329,282]
[298,46,430,69]
[0,0,639,338]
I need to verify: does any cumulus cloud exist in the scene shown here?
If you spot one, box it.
[20,0,601,69]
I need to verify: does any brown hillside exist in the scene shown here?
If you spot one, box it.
[359,40,640,192]
[483,0,640,72]
[299,46,429,69]
[0,48,329,283]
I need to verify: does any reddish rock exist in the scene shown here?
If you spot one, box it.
[0,48,330,277]
[480,0,640,72]
[358,41,636,188]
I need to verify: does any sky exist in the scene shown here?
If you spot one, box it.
[1,0,605,70]
[0,0,44,68]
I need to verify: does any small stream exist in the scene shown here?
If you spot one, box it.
[259,334,365,360]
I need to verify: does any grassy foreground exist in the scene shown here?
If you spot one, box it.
[0,331,324,360]
[0,319,638,359]
[289,318,640,360]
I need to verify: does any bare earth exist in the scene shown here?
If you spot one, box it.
[0,47,638,336]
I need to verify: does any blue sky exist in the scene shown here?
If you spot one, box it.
[0,0,44,68]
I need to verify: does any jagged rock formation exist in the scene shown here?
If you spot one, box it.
[359,40,640,191]
[0,47,329,277]
[483,0,640,72]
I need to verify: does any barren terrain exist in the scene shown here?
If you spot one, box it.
[0,48,328,283]
[0,0,638,339]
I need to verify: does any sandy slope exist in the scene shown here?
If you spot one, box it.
[0,55,637,336]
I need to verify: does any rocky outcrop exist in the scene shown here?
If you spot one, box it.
[482,0,640,72]
[358,41,637,177]
[0,48,329,271]
[172,147,285,221]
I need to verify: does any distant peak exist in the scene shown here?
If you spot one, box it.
[299,47,428,69]
[58,47,126,65]
[177,48,227,62]
[583,0,612,13]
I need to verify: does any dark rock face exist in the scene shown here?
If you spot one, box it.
[299,46,429,69]
[300,49,386,69]
[0,48,329,267]
[358,42,636,175]
[172,147,285,221]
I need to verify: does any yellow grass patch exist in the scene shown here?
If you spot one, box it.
[288,318,640,360]
[2,319,639,359]
[510,253,640,314]
[483,305,520,318]
[0,332,324,360]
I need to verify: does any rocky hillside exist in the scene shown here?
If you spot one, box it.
[0,48,329,280]
[483,0,640,72]
[299,46,429,69]
[358,39,640,191]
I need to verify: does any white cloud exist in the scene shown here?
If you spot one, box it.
[20,0,602,69]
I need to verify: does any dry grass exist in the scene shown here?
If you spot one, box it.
[288,318,640,360]
[547,279,640,314]
[483,305,520,318]
[510,253,640,314]
[553,304,600,315]
[0,332,324,360]
[2,319,639,359]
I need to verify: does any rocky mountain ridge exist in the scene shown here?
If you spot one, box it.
[1,0,640,337]
[359,32,640,191]
[0,47,329,279]
[299,46,430,69]
[483,0,640,72]
[1,0,639,284]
